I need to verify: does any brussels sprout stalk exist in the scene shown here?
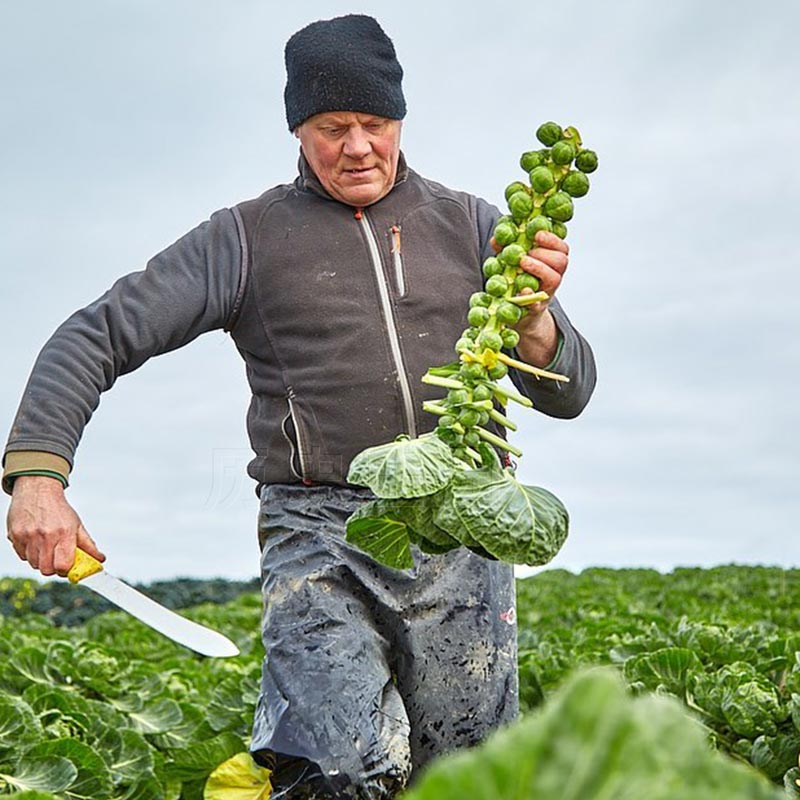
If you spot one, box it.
[508,291,551,306]
[488,407,518,431]
[494,352,570,383]
[422,121,597,469]
[420,374,466,391]
[342,123,595,570]
[491,383,533,408]
[475,426,523,457]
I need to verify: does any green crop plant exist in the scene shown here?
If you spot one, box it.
[344,124,598,570]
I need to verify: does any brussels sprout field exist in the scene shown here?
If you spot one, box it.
[2,567,800,798]
[345,123,598,570]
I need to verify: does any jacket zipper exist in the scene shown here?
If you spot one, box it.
[284,388,308,479]
[356,209,417,437]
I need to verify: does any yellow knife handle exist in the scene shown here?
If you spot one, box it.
[67,547,104,584]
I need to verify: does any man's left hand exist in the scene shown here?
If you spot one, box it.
[490,230,569,367]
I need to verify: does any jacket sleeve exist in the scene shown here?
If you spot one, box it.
[2,208,244,491]
[475,196,597,419]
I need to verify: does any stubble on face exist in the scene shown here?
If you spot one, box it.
[295,112,402,207]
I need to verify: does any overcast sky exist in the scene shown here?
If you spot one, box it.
[1,0,798,581]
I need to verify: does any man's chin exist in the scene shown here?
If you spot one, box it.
[338,185,387,207]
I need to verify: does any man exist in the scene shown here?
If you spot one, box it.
[4,14,596,800]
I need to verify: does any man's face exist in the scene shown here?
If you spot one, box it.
[295,112,402,207]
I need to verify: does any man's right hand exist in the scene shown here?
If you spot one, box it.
[6,476,105,577]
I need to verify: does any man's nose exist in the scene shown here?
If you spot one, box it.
[342,127,372,159]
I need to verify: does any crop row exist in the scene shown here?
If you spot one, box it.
[2,566,799,797]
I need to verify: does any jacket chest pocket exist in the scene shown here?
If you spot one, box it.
[387,224,407,299]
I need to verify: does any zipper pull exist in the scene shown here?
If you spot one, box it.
[354,207,363,220]
[390,225,402,253]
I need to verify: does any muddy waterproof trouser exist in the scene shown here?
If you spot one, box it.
[250,484,519,799]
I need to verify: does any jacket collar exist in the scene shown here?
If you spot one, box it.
[296,149,409,204]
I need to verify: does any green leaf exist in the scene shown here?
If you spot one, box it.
[150,703,216,751]
[622,647,703,695]
[8,647,54,688]
[347,435,460,498]
[346,499,415,570]
[208,677,251,733]
[112,729,156,784]
[402,668,784,800]
[434,461,568,565]
[24,685,94,740]
[128,698,184,734]
[399,492,459,551]
[23,739,113,799]
[784,767,800,798]
[750,732,800,780]
[165,733,245,783]
[119,771,166,800]
[0,694,42,751]
[0,756,77,794]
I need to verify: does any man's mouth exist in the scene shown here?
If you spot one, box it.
[344,167,375,175]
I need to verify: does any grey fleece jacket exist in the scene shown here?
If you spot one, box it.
[3,152,596,491]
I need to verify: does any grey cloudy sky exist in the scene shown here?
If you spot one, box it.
[1,0,798,581]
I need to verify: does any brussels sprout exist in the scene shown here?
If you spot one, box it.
[520,150,545,172]
[536,121,562,147]
[498,243,526,267]
[454,337,472,353]
[496,302,523,325]
[575,149,598,173]
[529,165,556,194]
[479,331,505,352]
[437,414,457,429]
[543,191,574,222]
[464,327,480,340]
[508,191,533,223]
[538,148,551,161]
[561,170,590,198]
[472,384,493,402]
[468,306,490,326]
[504,181,529,202]
[458,408,482,428]
[501,328,520,349]
[525,216,553,240]
[436,427,463,446]
[551,140,576,166]
[552,222,568,239]
[515,273,540,293]
[448,389,470,405]
[478,410,491,426]
[482,256,503,278]
[460,363,487,381]
[494,221,518,247]
[464,431,481,448]
[488,362,509,380]
[469,291,492,308]
[485,275,509,297]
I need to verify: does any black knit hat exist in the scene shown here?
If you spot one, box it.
[284,14,406,131]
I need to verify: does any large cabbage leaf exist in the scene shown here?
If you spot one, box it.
[402,668,784,800]
[346,435,460,498]
[433,446,568,565]
[0,757,77,795]
[346,498,417,570]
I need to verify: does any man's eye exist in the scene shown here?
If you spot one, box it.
[325,128,344,136]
